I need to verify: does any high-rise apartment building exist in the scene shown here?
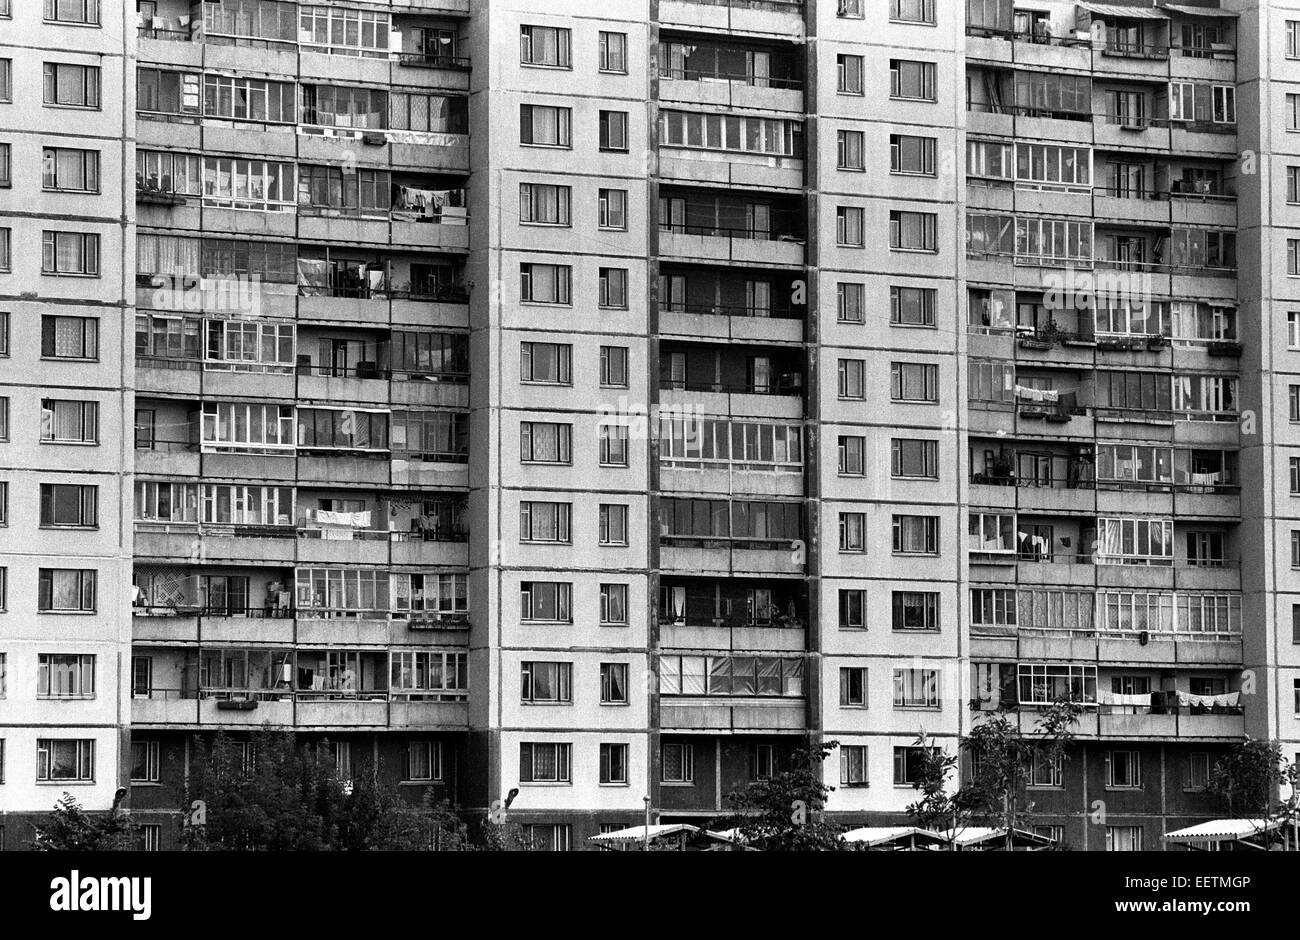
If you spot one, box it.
[2,0,1297,852]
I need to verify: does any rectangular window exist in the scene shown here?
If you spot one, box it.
[404,742,443,782]
[890,59,936,101]
[130,740,160,783]
[39,484,97,528]
[838,435,865,475]
[892,515,939,555]
[599,31,628,73]
[839,589,866,630]
[1289,21,1300,58]
[43,62,100,108]
[599,110,629,152]
[599,268,628,308]
[0,312,7,356]
[839,667,868,707]
[599,424,629,466]
[838,512,866,553]
[520,342,572,385]
[521,661,573,704]
[600,583,628,625]
[519,183,571,226]
[891,362,939,403]
[45,0,100,24]
[840,745,868,786]
[41,315,98,359]
[37,654,94,699]
[519,501,571,543]
[892,591,939,631]
[38,568,96,612]
[838,359,865,399]
[893,668,939,708]
[837,54,864,95]
[42,232,99,275]
[600,663,628,704]
[1106,826,1143,851]
[521,582,572,622]
[520,742,571,783]
[837,129,864,170]
[520,25,571,67]
[890,210,937,251]
[37,739,94,782]
[44,147,99,192]
[0,229,8,271]
[891,438,938,479]
[891,0,934,23]
[599,743,628,784]
[520,104,572,147]
[520,263,571,304]
[598,188,628,230]
[662,743,694,783]
[0,143,7,187]
[600,346,629,388]
[836,206,864,247]
[890,286,936,326]
[890,134,936,175]
[41,400,99,443]
[598,503,629,546]
[893,746,930,785]
[520,422,572,464]
[1105,750,1142,789]
[838,282,865,323]
[0,59,9,103]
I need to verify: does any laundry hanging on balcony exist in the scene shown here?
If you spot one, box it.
[392,186,468,222]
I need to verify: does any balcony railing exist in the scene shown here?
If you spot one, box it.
[660,379,803,396]
[660,300,803,320]
[660,68,803,91]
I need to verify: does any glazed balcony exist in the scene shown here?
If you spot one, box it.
[657,0,805,41]
[659,698,806,733]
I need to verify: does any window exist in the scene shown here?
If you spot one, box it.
[600,663,628,704]
[893,669,939,708]
[598,188,628,230]
[1105,750,1142,789]
[892,515,939,555]
[0,397,7,440]
[838,0,863,16]
[44,147,99,192]
[43,63,100,108]
[599,504,629,546]
[892,439,938,479]
[42,232,99,275]
[38,654,94,699]
[520,422,572,463]
[599,424,629,466]
[519,183,571,226]
[0,312,7,355]
[45,0,100,24]
[520,104,572,147]
[891,0,934,23]
[0,59,9,103]
[893,746,930,785]
[838,435,865,475]
[39,568,96,612]
[837,129,864,170]
[599,267,628,308]
[1106,826,1142,851]
[520,342,572,385]
[836,206,864,247]
[521,662,573,703]
[838,283,864,323]
[521,581,572,622]
[891,135,936,176]
[41,315,98,359]
[0,143,7,187]
[405,741,442,781]
[891,286,936,326]
[837,55,863,95]
[520,262,571,304]
[662,742,694,783]
[892,591,939,632]
[659,110,803,157]
[891,362,939,403]
[600,743,628,784]
[40,484,97,528]
[599,110,629,152]
[37,739,94,782]
[839,512,866,553]
[520,742,571,783]
[840,745,868,786]
[838,359,865,399]
[600,583,628,625]
[0,229,7,271]
[890,59,935,101]
[519,501,571,543]
[520,25,571,67]
[1029,750,1062,788]
[1018,663,1097,705]
[839,589,866,630]
[0,482,6,525]
[41,400,99,443]
[600,346,629,388]
[840,667,867,707]
[890,211,937,251]
[1185,751,1211,790]
[599,31,628,73]
[751,745,777,781]
[1289,21,1300,58]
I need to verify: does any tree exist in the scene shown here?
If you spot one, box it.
[1208,736,1298,846]
[957,698,1081,850]
[716,741,845,851]
[182,728,467,851]
[903,731,964,840]
[30,793,136,851]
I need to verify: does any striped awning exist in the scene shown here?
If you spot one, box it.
[1164,819,1280,844]
[1077,3,1169,19]
[1162,3,1238,17]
